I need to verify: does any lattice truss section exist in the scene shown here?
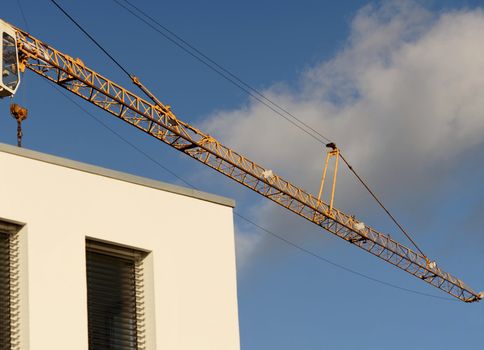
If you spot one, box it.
[14,27,482,302]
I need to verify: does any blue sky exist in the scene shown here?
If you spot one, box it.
[2,1,483,349]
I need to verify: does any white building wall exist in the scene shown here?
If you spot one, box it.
[0,144,240,350]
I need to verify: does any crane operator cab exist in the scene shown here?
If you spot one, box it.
[0,19,20,98]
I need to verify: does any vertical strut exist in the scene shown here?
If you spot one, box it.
[318,143,340,213]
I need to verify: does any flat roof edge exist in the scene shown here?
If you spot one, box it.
[0,143,235,208]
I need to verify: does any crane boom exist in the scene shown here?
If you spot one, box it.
[9,23,482,302]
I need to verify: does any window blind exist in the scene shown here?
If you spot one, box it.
[86,240,145,350]
[0,223,20,350]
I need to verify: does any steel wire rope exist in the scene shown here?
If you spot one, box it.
[51,0,325,146]
[16,0,30,32]
[8,0,460,307]
[112,0,333,144]
[45,80,455,302]
[110,0,431,259]
[50,0,132,78]
[49,0,429,259]
[339,154,428,259]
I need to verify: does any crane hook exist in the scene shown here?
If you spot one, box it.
[10,103,28,147]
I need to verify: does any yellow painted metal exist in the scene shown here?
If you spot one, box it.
[9,103,28,147]
[8,21,482,302]
[330,150,339,212]
[317,148,340,213]
[317,152,330,202]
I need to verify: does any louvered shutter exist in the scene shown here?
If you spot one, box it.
[86,240,145,350]
[0,223,20,350]
[0,231,11,349]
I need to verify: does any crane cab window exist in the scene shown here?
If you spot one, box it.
[2,32,19,92]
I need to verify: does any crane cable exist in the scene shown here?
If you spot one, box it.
[112,0,334,145]
[339,154,428,259]
[50,0,132,78]
[112,0,431,261]
[47,81,454,302]
[10,3,465,309]
[49,0,429,260]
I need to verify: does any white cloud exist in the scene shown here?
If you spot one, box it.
[204,2,484,268]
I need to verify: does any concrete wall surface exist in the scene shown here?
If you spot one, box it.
[0,144,240,350]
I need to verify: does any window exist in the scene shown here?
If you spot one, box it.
[86,239,146,350]
[0,222,20,350]
[2,33,19,91]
